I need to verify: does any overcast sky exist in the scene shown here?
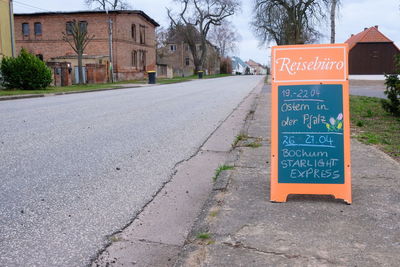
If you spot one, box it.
[12,0,400,66]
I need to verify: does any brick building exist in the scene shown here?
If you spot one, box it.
[157,27,220,77]
[158,42,220,77]
[14,10,159,82]
[245,59,268,75]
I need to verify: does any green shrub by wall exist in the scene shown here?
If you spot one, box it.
[0,49,52,90]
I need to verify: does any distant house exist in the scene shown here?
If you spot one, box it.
[245,59,267,75]
[232,56,250,75]
[157,28,220,77]
[14,10,159,84]
[0,0,15,60]
[345,26,400,75]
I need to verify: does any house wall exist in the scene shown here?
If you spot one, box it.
[158,42,195,77]
[14,11,157,81]
[349,42,400,74]
[0,0,13,60]
[112,13,157,80]
[158,42,220,77]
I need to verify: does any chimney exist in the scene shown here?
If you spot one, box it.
[374,25,378,29]
[364,27,368,31]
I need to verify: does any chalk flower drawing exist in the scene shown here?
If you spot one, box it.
[326,113,343,132]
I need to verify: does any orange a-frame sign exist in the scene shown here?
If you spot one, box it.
[270,43,352,204]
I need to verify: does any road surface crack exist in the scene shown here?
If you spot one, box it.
[221,240,340,265]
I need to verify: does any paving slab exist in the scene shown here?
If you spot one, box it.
[94,239,180,267]
[175,86,400,267]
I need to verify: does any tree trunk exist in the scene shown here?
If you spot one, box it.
[193,56,202,74]
[330,0,337,44]
[200,41,207,73]
[78,51,84,84]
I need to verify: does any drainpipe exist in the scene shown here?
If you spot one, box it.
[106,9,114,82]
[9,0,16,57]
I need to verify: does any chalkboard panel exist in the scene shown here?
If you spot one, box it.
[278,84,344,184]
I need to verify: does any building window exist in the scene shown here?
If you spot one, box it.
[79,21,88,33]
[34,22,42,35]
[131,24,136,41]
[22,23,29,36]
[185,57,190,66]
[185,44,189,51]
[66,21,73,35]
[66,21,87,34]
[139,25,145,44]
[36,54,44,61]
[132,50,137,68]
[170,44,177,52]
[139,50,146,71]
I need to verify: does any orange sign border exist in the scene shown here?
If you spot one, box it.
[270,43,352,204]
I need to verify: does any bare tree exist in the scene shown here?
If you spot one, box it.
[155,26,171,61]
[168,0,240,73]
[62,20,95,84]
[252,0,328,45]
[209,21,241,57]
[329,0,340,43]
[84,0,131,10]
[156,26,169,50]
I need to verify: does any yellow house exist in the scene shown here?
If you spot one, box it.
[0,0,15,60]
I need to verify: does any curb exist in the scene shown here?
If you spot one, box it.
[0,75,246,102]
[173,88,263,267]
[0,85,148,102]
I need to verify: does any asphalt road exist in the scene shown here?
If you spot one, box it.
[349,80,386,98]
[0,75,264,266]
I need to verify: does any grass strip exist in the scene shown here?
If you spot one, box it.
[213,165,234,182]
[0,74,232,96]
[350,95,400,161]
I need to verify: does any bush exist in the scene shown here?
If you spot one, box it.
[381,74,400,116]
[220,57,232,74]
[381,54,400,116]
[0,49,52,90]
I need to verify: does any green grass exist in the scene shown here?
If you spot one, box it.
[0,83,124,96]
[157,76,196,84]
[157,73,231,84]
[203,73,231,79]
[245,142,262,148]
[232,133,249,147]
[196,233,211,240]
[350,95,400,161]
[213,165,234,182]
[109,236,123,243]
[209,210,218,217]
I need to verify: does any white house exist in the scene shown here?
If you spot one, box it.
[232,56,252,75]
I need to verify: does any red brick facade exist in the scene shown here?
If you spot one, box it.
[14,10,159,81]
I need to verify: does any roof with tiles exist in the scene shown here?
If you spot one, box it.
[345,26,394,50]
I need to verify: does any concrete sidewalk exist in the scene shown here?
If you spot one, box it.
[175,85,400,266]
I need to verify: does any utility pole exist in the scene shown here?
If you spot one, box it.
[106,10,114,82]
